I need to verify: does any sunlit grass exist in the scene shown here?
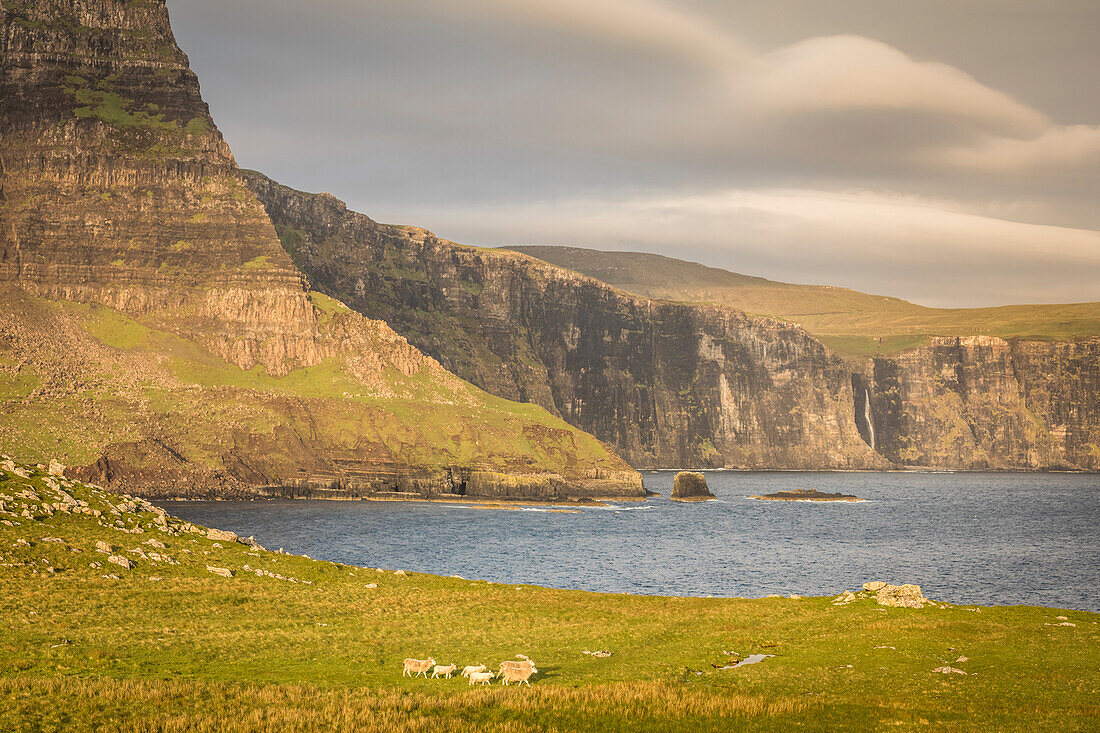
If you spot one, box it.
[508,247,1100,359]
[0,465,1096,731]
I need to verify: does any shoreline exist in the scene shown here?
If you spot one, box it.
[160,493,634,508]
[642,467,1098,475]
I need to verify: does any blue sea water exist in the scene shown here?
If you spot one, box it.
[164,471,1100,611]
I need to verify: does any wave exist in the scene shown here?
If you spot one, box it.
[589,504,656,512]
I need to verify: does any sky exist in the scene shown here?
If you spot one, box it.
[168,0,1100,307]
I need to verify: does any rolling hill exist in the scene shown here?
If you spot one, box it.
[508,247,1100,359]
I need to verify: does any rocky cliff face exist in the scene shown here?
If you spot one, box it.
[246,174,885,470]
[247,175,1100,473]
[857,337,1100,470]
[0,0,644,499]
[1,0,320,376]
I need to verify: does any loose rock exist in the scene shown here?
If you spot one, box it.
[874,584,931,608]
[206,528,238,543]
[107,555,133,570]
[933,666,967,675]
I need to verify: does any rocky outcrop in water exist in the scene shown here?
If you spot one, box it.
[752,489,861,502]
[671,471,714,501]
[245,173,886,471]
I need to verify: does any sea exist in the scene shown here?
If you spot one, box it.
[164,470,1100,612]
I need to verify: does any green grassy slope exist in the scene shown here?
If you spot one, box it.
[1,461,1096,731]
[0,287,634,494]
[509,247,1100,358]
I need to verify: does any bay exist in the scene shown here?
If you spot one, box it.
[165,471,1100,611]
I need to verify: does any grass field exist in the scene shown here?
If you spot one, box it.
[510,247,1100,359]
[1,462,1097,731]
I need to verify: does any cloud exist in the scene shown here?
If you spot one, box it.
[745,36,1049,136]
[168,0,1100,304]
[399,0,750,71]
[935,124,1100,174]
[386,188,1100,307]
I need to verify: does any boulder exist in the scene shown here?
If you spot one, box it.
[874,584,930,608]
[206,528,238,543]
[206,566,233,578]
[107,555,133,570]
[95,541,112,553]
[863,581,888,592]
[242,535,265,551]
[144,539,167,549]
[48,460,65,477]
[933,666,967,675]
[671,472,715,502]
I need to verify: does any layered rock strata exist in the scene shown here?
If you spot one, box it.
[0,0,321,375]
[855,336,1100,470]
[245,173,886,471]
[0,0,643,499]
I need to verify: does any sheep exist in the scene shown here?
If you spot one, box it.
[461,664,487,678]
[431,663,457,679]
[402,657,435,678]
[499,664,537,686]
[498,659,537,675]
[468,671,495,686]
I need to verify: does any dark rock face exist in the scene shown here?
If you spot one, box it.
[858,336,1100,470]
[245,175,1100,473]
[0,0,645,500]
[245,173,886,471]
[671,471,714,501]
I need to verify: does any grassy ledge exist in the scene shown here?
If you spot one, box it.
[0,459,1097,731]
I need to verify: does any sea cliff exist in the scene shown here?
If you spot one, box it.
[246,173,886,471]
[856,336,1100,470]
[0,0,644,500]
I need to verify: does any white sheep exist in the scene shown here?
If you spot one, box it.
[498,659,537,675]
[461,664,487,678]
[431,663,457,679]
[402,657,435,678]
[468,671,495,686]
[499,664,537,686]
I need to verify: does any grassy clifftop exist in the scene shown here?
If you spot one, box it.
[510,247,1100,359]
[0,287,639,498]
[1,460,1096,731]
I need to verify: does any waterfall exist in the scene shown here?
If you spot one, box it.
[863,387,876,451]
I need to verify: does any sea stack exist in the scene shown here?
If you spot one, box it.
[671,472,715,502]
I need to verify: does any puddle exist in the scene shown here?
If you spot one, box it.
[718,654,775,669]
